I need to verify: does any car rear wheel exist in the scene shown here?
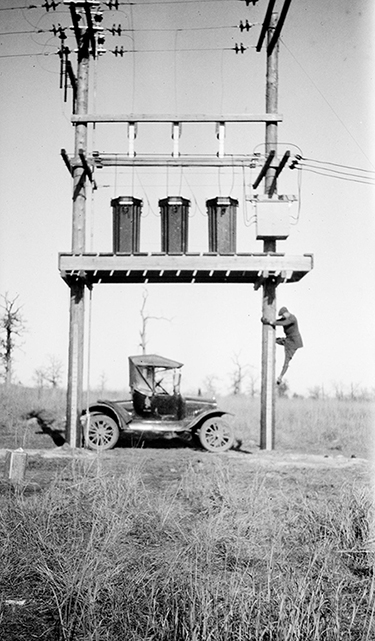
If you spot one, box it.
[86,413,120,451]
[198,417,234,452]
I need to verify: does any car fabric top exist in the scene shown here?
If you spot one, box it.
[128,355,183,369]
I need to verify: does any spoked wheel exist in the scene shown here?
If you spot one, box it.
[85,413,120,451]
[198,417,235,452]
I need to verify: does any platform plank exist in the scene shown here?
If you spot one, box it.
[59,253,313,285]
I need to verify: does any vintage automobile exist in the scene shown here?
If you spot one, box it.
[82,354,235,452]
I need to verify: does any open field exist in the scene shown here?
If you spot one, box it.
[0,385,373,458]
[0,386,374,640]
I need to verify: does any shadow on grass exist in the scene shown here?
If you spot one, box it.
[25,410,65,447]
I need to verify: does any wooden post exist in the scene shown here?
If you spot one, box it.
[66,41,89,448]
[4,449,28,485]
[260,12,279,450]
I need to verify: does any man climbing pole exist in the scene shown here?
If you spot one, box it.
[261,307,303,385]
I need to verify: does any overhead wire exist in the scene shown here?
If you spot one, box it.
[0,50,57,57]
[108,46,252,53]
[296,163,375,182]
[0,0,240,8]
[291,155,375,185]
[293,166,375,186]
[0,29,48,34]
[109,25,237,32]
[116,0,237,5]
[299,156,375,175]
[280,37,374,170]
[290,167,302,225]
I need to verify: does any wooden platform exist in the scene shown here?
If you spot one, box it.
[59,252,313,285]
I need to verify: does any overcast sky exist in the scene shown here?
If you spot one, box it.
[0,0,374,397]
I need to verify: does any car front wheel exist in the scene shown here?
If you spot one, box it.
[198,417,234,452]
[85,413,120,451]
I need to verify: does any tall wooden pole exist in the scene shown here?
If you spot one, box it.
[260,13,278,450]
[66,42,89,448]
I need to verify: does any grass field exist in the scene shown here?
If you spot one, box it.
[0,384,373,458]
[0,385,374,640]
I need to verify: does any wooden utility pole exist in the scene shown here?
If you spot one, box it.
[65,29,90,448]
[260,12,279,450]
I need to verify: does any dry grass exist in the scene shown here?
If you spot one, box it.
[0,462,373,640]
[0,385,373,638]
[1,385,373,458]
[219,395,373,459]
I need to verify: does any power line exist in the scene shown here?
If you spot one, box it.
[290,155,375,183]
[0,0,235,6]
[0,25,237,37]
[0,44,250,58]
[110,45,251,55]
[116,0,234,4]
[0,1,61,9]
[293,166,375,186]
[280,37,374,170]
[107,25,236,32]
[0,5,36,10]
[0,51,57,58]
[300,156,375,175]
[0,29,49,35]
[299,163,375,182]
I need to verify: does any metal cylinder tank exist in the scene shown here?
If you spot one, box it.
[206,196,238,253]
[159,196,190,254]
[112,196,142,254]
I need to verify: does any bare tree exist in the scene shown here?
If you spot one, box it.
[308,384,326,400]
[230,351,247,396]
[33,367,46,400]
[139,289,172,354]
[34,367,46,389]
[332,380,345,400]
[98,370,108,396]
[43,355,64,388]
[349,382,361,401]
[34,355,64,389]
[247,369,259,397]
[203,374,219,398]
[0,293,25,387]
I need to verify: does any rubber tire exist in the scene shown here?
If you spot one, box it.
[86,413,120,451]
[198,417,235,452]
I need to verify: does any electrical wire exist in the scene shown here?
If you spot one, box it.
[109,46,251,53]
[253,141,304,157]
[280,37,374,170]
[116,0,236,5]
[293,166,375,186]
[299,156,375,175]
[0,29,47,34]
[290,168,302,225]
[291,154,375,184]
[0,25,240,37]
[126,1,136,113]
[108,25,237,32]
[0,5,39,10]
[296,162,375,182]
[0,51,57,57]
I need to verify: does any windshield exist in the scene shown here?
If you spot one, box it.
[129,356,183,396]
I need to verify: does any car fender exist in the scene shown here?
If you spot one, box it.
[187,409,233,432]
[82,400,132,430]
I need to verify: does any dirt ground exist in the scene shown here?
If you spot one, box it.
[0,437,372,495]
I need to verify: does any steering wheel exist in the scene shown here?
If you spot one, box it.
[155,379,168,394]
